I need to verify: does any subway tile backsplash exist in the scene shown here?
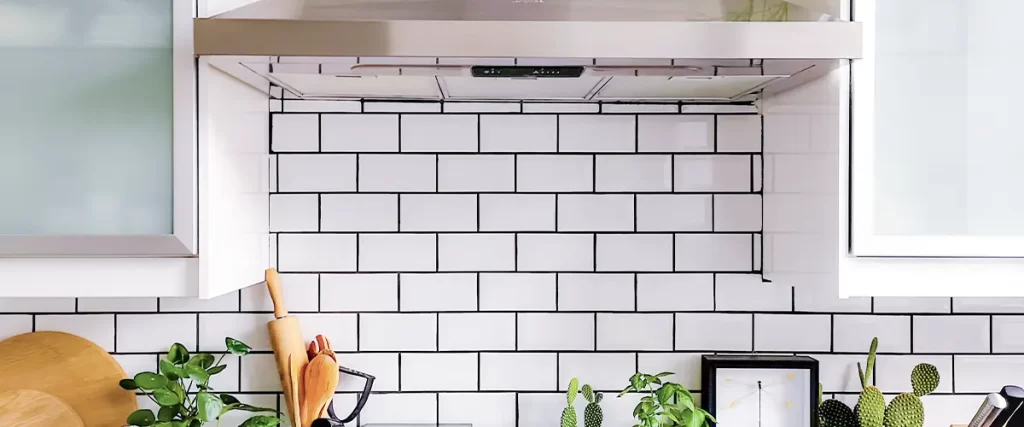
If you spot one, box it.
[0,100,1015,427]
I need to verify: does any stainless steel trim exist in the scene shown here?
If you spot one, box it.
[0,235,196,257]
[195,20,863,59]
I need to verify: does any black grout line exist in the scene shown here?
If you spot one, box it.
[272,150,765,156]
[272,190,763,195]
[22,309,1015,316]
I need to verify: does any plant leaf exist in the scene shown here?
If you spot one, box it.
[168,381,186,403]
[655,371,673,378]
[207,365,228,375]
[630,374,644,392]
[128,409,156,426]
[689,409,706,427]
[158,406,179,422]
[154,422,187,427]
[235,403,279,413]
[655,386,673,405]
[188,353,215,370]
[154,388,181,406]
[220,394,241,405]
[168,343,190,365]
[160,359,186,381]
[239,415,281,427]
[119,379,139,390]
[187,365,211,385]
[225,337,252,356]
[134,372,169,390]
[197,391,223,422]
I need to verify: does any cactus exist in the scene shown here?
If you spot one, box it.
[858,337,879,389]
[910,364,940,397]
[857,386,886,427]
[884,393,925,427]
[561,378,579,427]
[819,399,858,427]
[582,384,603,427]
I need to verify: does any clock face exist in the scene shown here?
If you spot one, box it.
[714,368,811,427]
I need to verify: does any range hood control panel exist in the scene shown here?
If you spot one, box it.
[471,66,584,78]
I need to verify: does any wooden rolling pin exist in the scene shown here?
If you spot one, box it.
[265,268,308,427]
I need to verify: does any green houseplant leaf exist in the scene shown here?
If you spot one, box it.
[239,415,281,427]
[127,409,156,426]
[157,406,178,422]
[134,372,169,390]
[220,394,242,405]
[154,422,188,427]
[119,379,138,390]
[153,388,181,406]
[226,337,252,356]
[159,359,186,381]
[168,343,190,364]
[197,391,223,422]
[207,365,228,375]
[188,354,215,370]
[187,364,211,385]
[168,381,186,403]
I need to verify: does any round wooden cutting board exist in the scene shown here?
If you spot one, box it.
[0,389,84,427]
[0,332,137,427]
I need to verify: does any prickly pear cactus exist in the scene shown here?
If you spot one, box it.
[884,393,925,427]
[561,378,579,427]
[858,337,879,389]
[819,399,858,427]
[857,386,885,427]
[582,385,603,427]
[910,364,940,397]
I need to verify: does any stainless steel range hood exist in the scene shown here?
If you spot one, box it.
[195,0,862,102]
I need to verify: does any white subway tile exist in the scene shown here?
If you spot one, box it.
[523,103,600,113]
[772,153,836,194]
[920,395,984,427]
[278,154,356,192]
[638,353,703,390]
[440,393,517,427]
[637,274,715,311]
[638,115,714,152]
[715,274,791,311]
[77,297,157,313]
[480,353,558,390]
[954,298,1024,313]
[239,354,280,392]
[833,315,911,353]
[0,298,74,313]
[518,394,565,427]
[358,393,437,425]
[270,194,319,232]
[559,115,635,152]
[954,355,1024,393]
[517,234,594,272]
[558,195,633,231]
[675,234,753,272]
[438,155,515,192]
[479,194,556,231]
[360,313,437,351]
[281,99,360,112]
[763,114,811,153]
[636,195,712,231]
[518,313,595,350]
[439,313,516,351]
[560,352,636,390]
[596,155,672,192]
[992,316,1024,352]
[598,313,673,351]
[754,314,831,352]
[516,155,593,192]
[597,234,673,272]
[479,273,556,311]
[294,313,358,351]
[792,277,871,313]
[401,114,477,152]
[763,193,833,233]
[271,114,318,152]
[365,101,441,113]
[717,115,762,152]
[810,354,866,392]
[873,297,951,314]
[241,273,318,312]
[278,233,357,272]
[913,315,989,353]
[445,102,520,113]
[36,314,115,352]
[319,273,398,312]
[674,155,751,192]
[400,194,476,232]
[675,313,752,351]
[321,114,398,152]
[358,154,436,192]
[438,234,514,271]
[359,234,437,272]
[158,292,239,312]
[114,354,159,381]
[336,353,399,391]
[714,194,762,232]
[117,314,197,352]
[198,313,271,352]
[0,315,31,340]
[320,194,397,232]
[874,355,953,394]
[770,233,834,273]
[480,115,557,152]
[400,273,477,311]
[401,353,477,391]
[603,103,678,113]
[558,274,634,311]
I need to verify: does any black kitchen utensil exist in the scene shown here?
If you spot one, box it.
[312,365,375,427]
[991,386,1024,427]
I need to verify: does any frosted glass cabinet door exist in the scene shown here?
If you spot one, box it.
[0,0,173,236]
[850,0,1024,257]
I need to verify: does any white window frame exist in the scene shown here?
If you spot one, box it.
[0,0,197,257]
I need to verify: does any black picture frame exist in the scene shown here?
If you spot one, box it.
[701,355,819,427]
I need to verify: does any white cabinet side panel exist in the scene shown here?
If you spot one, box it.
[198,59,270,299]
[0,258,195,298]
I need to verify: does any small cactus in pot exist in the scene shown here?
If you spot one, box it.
[561,378,579,427]
[582,383,603,427]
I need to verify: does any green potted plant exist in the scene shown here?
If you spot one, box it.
[119,337,281,427]
[619,372,715,427]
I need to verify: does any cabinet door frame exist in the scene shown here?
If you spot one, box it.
[0,0,197,257]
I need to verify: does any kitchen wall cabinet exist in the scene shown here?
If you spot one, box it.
[0,0,269,298]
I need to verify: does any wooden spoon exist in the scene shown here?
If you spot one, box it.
[300,351,339,427]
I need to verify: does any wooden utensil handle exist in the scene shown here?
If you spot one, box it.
[265,268,288,319]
